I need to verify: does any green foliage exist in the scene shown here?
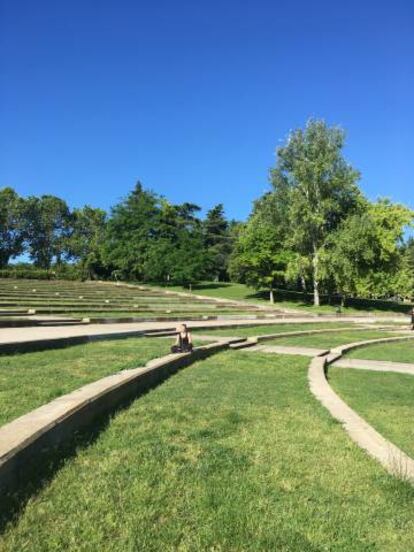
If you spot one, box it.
[68,206,107,279]
[23,195,71,268]
[270,119,362,305]
[231,119,413,307]
[0,263,81,280]
[102,183,210,284]
[0,187,25,267]
[203,204,233,281]
[1,125,412,300]
[322,200,414,303]
[398,239,414,300]
[103,182,159,279]
[229,194,293,301]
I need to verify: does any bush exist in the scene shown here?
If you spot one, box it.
[0,263,82,281]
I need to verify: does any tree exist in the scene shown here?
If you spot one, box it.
[68,206,107,279]
[322,199,414,304]
[23,195,71,268]
[397,239,414,301]
[0,187,25,267]
[103,182,159,279]
[270,119,362,305]
[321,211,377,306]
[144,200,208,285]
[357,200,414,298]
[203,204,233,281]
[229,196,293,303]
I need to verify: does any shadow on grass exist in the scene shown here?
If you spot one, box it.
[0,412,112,533]
[154,281,412,314]
[248,289,412,314]
[0,367,176,534]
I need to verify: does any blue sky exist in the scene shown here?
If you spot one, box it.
[1,0,413,220]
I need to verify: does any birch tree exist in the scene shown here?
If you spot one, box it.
[270,119,362,305]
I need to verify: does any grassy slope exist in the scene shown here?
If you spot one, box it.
[193,322,359,337]
[346,339,414,363]
[330,367,414,459]
[2,352,414,550]
[159,281,412,315]
[0,338,177,426]
[264,330,399,349]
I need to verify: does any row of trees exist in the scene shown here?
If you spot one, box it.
[0,184,235,283]
[1,119,413,303]
[230,119,414,305]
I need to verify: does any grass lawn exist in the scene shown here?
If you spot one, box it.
[264,330,399,349]
[346,338,414,363]
[2,351,414,550]
[193,321,360,337]
[156,281,412,315]
[0,337,181,427]
[330,367,414,459]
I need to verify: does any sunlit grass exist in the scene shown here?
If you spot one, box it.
[264,330,399,349]
[346,338,414,363]
[0,337,174,426]
[193,321,359,337]
[330,367,414,458]
[1,352,414,550]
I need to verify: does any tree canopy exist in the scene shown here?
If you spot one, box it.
[1,118,413,304]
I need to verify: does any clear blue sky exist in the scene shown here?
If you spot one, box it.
[1,0,413,220]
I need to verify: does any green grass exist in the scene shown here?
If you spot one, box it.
[330,367,414,459]
[0,337,180,426]
[264,330,399,349]
[2,351,414,550]
[193,321,359,337]
[157,281,412,315]
[346,338,414,363]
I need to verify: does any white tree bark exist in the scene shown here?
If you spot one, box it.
[312,245,320,307]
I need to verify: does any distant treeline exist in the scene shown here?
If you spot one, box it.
[1,119,413,304]
[0,183,237,284]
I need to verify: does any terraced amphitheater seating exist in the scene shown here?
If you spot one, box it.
[0,279,274,322]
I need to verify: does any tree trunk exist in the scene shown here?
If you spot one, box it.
[269,288,274,304]
[312,245,320,307]
[300,275,306,292]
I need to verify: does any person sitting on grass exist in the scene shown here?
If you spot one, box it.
[171,323,193,353]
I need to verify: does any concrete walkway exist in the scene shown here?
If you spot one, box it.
[334,357,414,375]
[0,315,389,348]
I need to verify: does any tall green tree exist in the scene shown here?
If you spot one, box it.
[144,200,208,285]
[270,119,362,305]
[103,182,159,279]
[0,187,25,267]
[68,206,107,279]
[203,204,232,281]
[229,195,292,302]
[321,211,377,306]
[23,195,71,268]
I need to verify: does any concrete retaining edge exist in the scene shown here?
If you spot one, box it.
[0,329,148,355]
[308,335,414,483]
[0,340,234,497]
[0,318,391,356]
